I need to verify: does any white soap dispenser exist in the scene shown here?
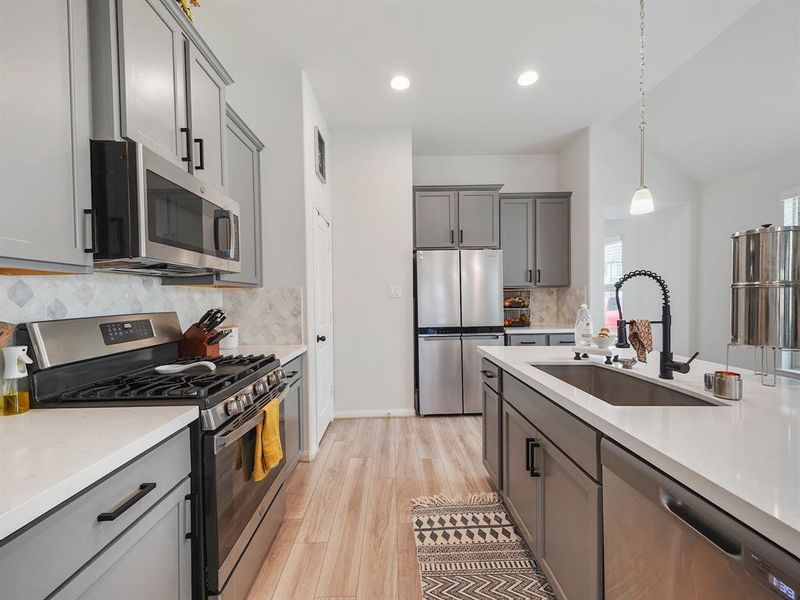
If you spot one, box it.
[574,304,593,348]
[2,346,33,415]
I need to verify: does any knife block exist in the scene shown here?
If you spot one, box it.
[179,324,220,358]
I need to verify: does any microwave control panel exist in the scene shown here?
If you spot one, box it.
[100,319,155,345]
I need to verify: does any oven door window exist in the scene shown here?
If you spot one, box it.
[212,401,286,572]
[146,170,233,258]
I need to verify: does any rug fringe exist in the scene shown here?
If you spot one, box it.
[410,492,501,509]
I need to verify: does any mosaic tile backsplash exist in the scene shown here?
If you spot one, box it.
[0,273,303,346]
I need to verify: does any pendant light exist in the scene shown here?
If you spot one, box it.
[630,0,655,215]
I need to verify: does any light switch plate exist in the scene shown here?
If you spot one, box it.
[388,285,402,298]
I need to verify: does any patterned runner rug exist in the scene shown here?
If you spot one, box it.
[411,493,556,600]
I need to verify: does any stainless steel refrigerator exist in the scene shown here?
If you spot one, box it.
[416,250,504,415]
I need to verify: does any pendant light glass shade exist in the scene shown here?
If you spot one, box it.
[630,186,654,215]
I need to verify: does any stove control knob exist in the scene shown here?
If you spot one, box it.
[275,368,286,382]
[267,372,277,386]
[225,399,246,416]
[237,392,254,407]
[254,381,267,395]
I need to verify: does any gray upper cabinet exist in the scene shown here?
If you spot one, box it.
[91,0,233,185]
[218,106,264,287]
[500,193,570,288]
[415,190,458,248]
[458,191,500,248]
[188,44,227,190]
[535,195,570,286]
[500,196,535,286]
[414,185,502,250]
[0,0,93,272]
[115,0,189,168]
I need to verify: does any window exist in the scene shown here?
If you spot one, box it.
[783,193,799,371]
[603,236,623,328]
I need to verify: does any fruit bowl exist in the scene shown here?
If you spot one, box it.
[592,335,616,349]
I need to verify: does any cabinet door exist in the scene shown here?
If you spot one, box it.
[539,437,601,600]
[188,43,227,190]
[482,383,501,490]
[501,401,541,552]
[0,0,93,270]
[535,196,570,287]
[284,377,302,470]
[507,334,548,347]
[54,478,192,600]
[415,191,458,248]
[500,197,534,285]
[458,191,500,248]
[118,0,189,169]
[218,107,262,286]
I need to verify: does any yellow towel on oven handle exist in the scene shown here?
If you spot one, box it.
[251,398,283,482]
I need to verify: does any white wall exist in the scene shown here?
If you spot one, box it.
[697,152,800,366]
[330,129,415,416]
[591,125,699,355]
[413,154,557,193]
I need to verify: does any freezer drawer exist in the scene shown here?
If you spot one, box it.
[416,251,461,328]
[461,249,503,328]
[462,334,504,414]
[418,335,463,415]
[602,439,800,600]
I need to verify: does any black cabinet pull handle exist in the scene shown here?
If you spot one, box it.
[526,438,541,477]
[558,340,574,344]
[519,341,539,345]
[97,483,156,522]
[194,138,205,170]
[528,269,533,283]
[480,369,496,378]
[180,127,192,163]
[83,208,96,253]
[450,230,454,244]
[537,269,542,283]
[459,229,464,244]
[317,335,327,343]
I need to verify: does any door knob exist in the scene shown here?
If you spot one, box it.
[317,335,327,343]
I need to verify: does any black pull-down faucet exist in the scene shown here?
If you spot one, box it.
[614,270,698,379]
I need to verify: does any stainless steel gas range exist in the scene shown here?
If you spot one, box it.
[18,312,298,599]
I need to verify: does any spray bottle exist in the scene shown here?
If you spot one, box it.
[2,346,33,415]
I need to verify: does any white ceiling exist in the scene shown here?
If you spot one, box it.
[197,1,758,157]
[611,0,800,182]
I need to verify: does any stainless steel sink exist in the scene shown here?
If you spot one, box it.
[534,364,720,407]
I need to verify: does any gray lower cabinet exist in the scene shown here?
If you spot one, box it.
[218,106,264,286]
[499,193,571,287]
[507,333,548,347]
[415,190,458,249]
[458,190,500,248]
[0,429,192,600]
[283,356,304,470]
[0,0,93,272]
[538,434,601,600]
[481,382,501,490]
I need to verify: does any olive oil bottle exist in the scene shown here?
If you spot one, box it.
[2,346,33,416]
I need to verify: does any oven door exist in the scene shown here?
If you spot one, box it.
[203,385,287,593]
[140,144,241,273]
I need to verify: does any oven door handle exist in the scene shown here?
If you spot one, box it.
[214,387,287,455]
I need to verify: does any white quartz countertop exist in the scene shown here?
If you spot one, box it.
[478,345,800,558]
[0,406,198,540]
[223,344,307,365]
[505,326,574,335]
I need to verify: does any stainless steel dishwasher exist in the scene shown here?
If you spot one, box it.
[602,439,799,600]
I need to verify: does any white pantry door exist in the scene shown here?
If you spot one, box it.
[313,208,334,436]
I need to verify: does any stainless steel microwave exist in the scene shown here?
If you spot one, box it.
[89,140,241,277]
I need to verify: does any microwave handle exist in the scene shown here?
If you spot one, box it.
[214,210,233,254]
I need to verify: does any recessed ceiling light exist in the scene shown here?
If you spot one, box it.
[390,75,410,91]
[517,71,539,87]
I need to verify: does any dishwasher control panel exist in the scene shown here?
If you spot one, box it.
[748,552,798,600]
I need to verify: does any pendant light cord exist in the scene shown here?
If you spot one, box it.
[639,0,646,189]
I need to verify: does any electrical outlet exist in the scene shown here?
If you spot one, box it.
[388,285,402,298]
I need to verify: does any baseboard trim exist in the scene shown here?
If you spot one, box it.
[334,408,416,419]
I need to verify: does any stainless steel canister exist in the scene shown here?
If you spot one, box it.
[730,225,799,349]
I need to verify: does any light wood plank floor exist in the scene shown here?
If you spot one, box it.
[247,416,491,600]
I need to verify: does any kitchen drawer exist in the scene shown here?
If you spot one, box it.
[0,429,191,600]
[481,358,501,393]
[548,333,575,346]
[507,334,548,347]
[503,374,599,479]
